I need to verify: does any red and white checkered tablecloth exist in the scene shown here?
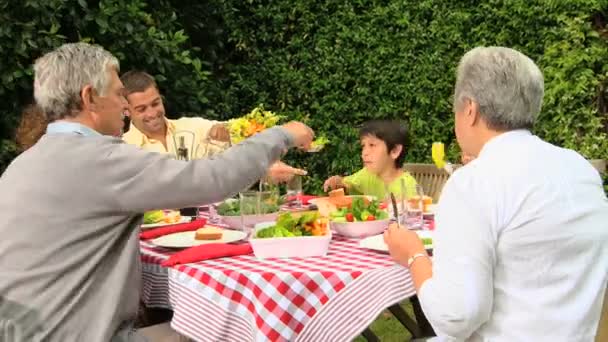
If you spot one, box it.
[140,215,416,342]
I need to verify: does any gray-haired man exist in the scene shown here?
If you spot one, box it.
[384,47,608,340]
[0,42,314,341]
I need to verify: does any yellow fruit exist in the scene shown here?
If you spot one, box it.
[432,142,446,169]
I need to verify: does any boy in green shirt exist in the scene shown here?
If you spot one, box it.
[324,120,418,200]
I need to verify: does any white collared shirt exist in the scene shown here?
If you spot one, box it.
[420,130,608,341]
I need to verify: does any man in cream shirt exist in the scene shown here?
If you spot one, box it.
[121,70,306,182]
[384,47,608,341]
[121,70,230,159]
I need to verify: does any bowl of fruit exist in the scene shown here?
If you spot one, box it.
[329,197,390,238]
[251,212,331,258]
[216,196,281,230]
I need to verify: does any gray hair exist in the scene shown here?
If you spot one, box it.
[33,42,119,122]
[453,46,544,131]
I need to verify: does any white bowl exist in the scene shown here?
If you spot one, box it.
[330,219,391,238]
[250,222,332,258]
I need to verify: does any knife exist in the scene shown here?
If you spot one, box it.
[390,192,399,223]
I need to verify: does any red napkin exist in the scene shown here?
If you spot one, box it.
[286,194,318,205]
[161,243,253,266]
[140,219,207,240]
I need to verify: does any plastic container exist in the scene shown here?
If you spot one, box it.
[330,219,391,238]
[250,222,332,258]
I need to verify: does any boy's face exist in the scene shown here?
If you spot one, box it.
[360,135,398,174]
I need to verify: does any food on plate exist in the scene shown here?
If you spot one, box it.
[308,136,330,152]
[216,198,280,216]
[195,227,223,240]
[327,188,368,208]
[407,196,433,212]
[329,188,344,198]
[330,197,388,222]
[143,210,181,224]
[420,237,433,246]
[255,212,328,238]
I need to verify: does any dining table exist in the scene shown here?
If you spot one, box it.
[139,207,424,342]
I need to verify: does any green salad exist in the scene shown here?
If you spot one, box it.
[255,212,328,238]
[216,199,280,216]
[330,197,389,222]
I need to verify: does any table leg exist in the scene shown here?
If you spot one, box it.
[388,304,422,338]
[361,328,380,342]
[411,295,435,337]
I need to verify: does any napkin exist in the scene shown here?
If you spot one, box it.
[286,194,318,205]
[161,243,253,266]
[139,219,207,240]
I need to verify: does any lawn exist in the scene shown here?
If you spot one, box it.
[353,301,416,342]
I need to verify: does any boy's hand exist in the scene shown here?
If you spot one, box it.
[323,175,345,192]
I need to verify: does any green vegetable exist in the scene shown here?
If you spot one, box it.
[217,198,280,216]
[255,212,323,238]
[329,198,389,222]
[421,237,433,246]
[143,210,164,224]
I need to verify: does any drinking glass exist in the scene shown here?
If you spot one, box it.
[404,184,425,229]
[285,175,303,208]
[239,190,277,232]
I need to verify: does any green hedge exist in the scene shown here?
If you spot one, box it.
[0,0,215,171]
[1,0,607,194]
[211,0,608,192]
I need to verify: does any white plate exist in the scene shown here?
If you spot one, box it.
[141,217,191,229]
[359,230,433,252]
[151,229,247,248]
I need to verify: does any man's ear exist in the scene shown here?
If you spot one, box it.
[81,84,95,112]
[390,144,403,160]
[463,98,480,127]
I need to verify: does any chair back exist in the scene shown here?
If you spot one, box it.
[597,288,608,342]
[588,159,606,175]
[403,163,454,203]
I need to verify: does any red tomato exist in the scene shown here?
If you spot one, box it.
[366,215,376,221]
[345,213,354,222]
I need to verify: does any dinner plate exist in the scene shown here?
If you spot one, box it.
[359,230,433,252]
[151,229,247,248]
[141,216,191,229]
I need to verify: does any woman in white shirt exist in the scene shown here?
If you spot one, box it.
[384,46,608,341]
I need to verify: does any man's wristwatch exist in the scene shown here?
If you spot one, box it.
[407,253,429,268]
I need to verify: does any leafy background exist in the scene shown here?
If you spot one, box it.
[1,0,606,193]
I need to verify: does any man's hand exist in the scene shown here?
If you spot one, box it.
[267,161,307,183]
[383,223,427,266]
[281,121,314,150]
[209,123,231,142]
[323,175,345,192]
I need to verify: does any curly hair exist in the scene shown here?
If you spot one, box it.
[15,104,48,151]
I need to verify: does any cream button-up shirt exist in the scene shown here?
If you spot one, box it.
[122,117,229,159]
[421,130,608,341]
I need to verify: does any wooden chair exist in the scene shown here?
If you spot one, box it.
[588,159,606,175]
[597,288,607,342]
[404,163,455,203]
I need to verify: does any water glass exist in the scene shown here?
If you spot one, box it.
[404,185,425,229]
[285,175,303,208]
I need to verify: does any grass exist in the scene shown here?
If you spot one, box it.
[353,301,416,342]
